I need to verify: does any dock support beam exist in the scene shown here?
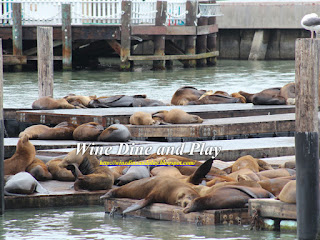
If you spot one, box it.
[184,0,197,68]
[207,0,217,66]
[37,27,54,98]
[0,39,5,215]
[153,0,167,70]
[12,3,22,71]
[62,4,72,71]
[295,38,320,240]
[248,30,270,60]
[196,10,208,67]
[120,0,131,70]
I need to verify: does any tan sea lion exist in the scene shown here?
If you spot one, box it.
[257,168,296,179]
[64,94,97,107]
[46,158,76,181]
[4,134,36,175]
[59,149,114,191]
[171,86,207,105]
[278,180,296,203]
[98,124,131,142]
[32,96,75,109]
[228,168,261,182]
[258,178,293,197]
[73,122,104,141]
[26,157,52,181]
[153,109,203,124]
[279,82,295,104]
[129,112,155,125]
[231,92,246,103]
[231,155,260,173]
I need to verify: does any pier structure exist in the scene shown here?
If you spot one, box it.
[0,0,221,70]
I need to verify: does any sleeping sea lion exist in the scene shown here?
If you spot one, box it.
[278,180,296,204]
[98,124,131,142]
[32,96,75,109]
[152,109,203,124]
[171,86,207,105]
[26,157,52,181]
[73,122,104,141]
[46,158,76,181]
[129,112,155,125]
[188,94,242,105]
[115,166,150,186]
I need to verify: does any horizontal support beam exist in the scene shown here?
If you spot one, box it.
[128,51,219,61]
[27,56,63,61]
[3,55,27,65]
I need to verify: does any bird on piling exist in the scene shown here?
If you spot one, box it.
[301,13,320,39]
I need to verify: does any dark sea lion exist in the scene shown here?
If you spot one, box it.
[32,96,75,109]
[184,185,274,213]
[239,87,287,105]
[171,86,207,105]
[73,122,104,141]
[46,158,76,181]
[153,108,203,124]
[188,94,242,105]
[129,112,155,125]
[4,134,36,175]
[115,166,150,186]
[26,157,52,181]
[98,124,131,142]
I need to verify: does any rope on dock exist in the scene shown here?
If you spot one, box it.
[250,208,265,231]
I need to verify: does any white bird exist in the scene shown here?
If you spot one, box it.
[301,13,320,39]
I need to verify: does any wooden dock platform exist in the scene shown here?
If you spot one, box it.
[104,198,250,225]
[16,104,295,127]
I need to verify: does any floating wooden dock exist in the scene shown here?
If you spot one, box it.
[104,198,250,225]
[15,104,295,127]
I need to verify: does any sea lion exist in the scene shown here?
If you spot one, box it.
[115,166,150,186]
[153,109,203,124]
[188,94,242,105]
[231,92,246,103]
[32,96,75,109]
[257,168,296,179]
[64,94,97,108]
[279,82,295,105]
[129,112,155,125]
[26,157,52,181]
[278,180,296,204]
[100,176,200,214]
[258,178,293,197]
[231,155,261,173]
[4,172,49,196]
[73,122,104,141]
[19,122,77,140]
[171,86,207,105]
[46,158,76,181]
[4,134,36,175]
[184,185,274,213]
[228,168,261,182]
[98,124,131,142]
[59,149,114,191]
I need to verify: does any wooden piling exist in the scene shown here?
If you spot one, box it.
[153,0,167,70]
[295,38,320,239]
[12,3,22,71]
[62,4,72,71]
[184,0,197,68]
[196,3,208,67]
[120,0,131,70]
[0,39,5,214]
[37,26,54,98]
[207,0,217,66]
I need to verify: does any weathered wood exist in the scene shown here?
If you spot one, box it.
[153,0,167,70]
[107,40,121,56]
[28,56,62,61]
[207,0,217,66]
[249,199,297,220]
[12,3,23,71]
[0,39,4,214]
[37,26,54,98]
[185,0,197,68]
[197,24,218,35]
[104,198,250,225]
[128,51,218,61]
[3,55,27,65]
[24,41,62,56]
[165,40,188,65]
[196,16,208,66]
[62,4,72,70]
[120,1,131,70]
[295,38,320,240]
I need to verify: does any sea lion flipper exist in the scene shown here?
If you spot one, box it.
[187,158,214,185]
[122,198,151,214]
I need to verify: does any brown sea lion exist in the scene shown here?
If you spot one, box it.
[231,92,246,103]
[231,155,260,173]
[26,157,52,181]
[184,185,274,213]
[64,94,97,108]
[4,134,36,175]
[153,109,203,124]
[32,96,75,109]
[46,158,76,181]
[100,176,200,214]
[59,149,114,191]
[228,168,261,182]
[279,82,295,104]
[188,94,242,105]
[73,122,104,141]
[258,178,293,197]
[257,168,296,179]
[19,122,77,140]
[98,124,131,142]
[278,180,296,203]
[129,112,155,125]
[171,86,207,105]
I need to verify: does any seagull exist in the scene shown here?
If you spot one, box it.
[301,13,320,39]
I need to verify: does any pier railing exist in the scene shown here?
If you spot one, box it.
[0,0,221,26]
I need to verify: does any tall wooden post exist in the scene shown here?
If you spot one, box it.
[196,2,208,67]
[12,3,22,71]
[37,27,54,98]
[207,0,217,66]
[62,4,72,70]
[0,39,5,215]
[120,0,131,70]
[295,38,320,240]
[184,0,197,68]
[153,0,167,70]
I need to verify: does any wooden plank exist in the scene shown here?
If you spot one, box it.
[107,40,121,56]
[167,26,196,35]
[249,199,296,220]
[62,4,72,70]
[27,56,63,61]
[120,0,131,70]
[197,24,218,35]
[207,0,217,66]
[12,3,22,56]
[0,39,4,214]
[128,51,218,61]
[131,26,196,35]
[196,13,208,67]
[3,55,27,65]
[104,198,249,225]
[185,0,197,68]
